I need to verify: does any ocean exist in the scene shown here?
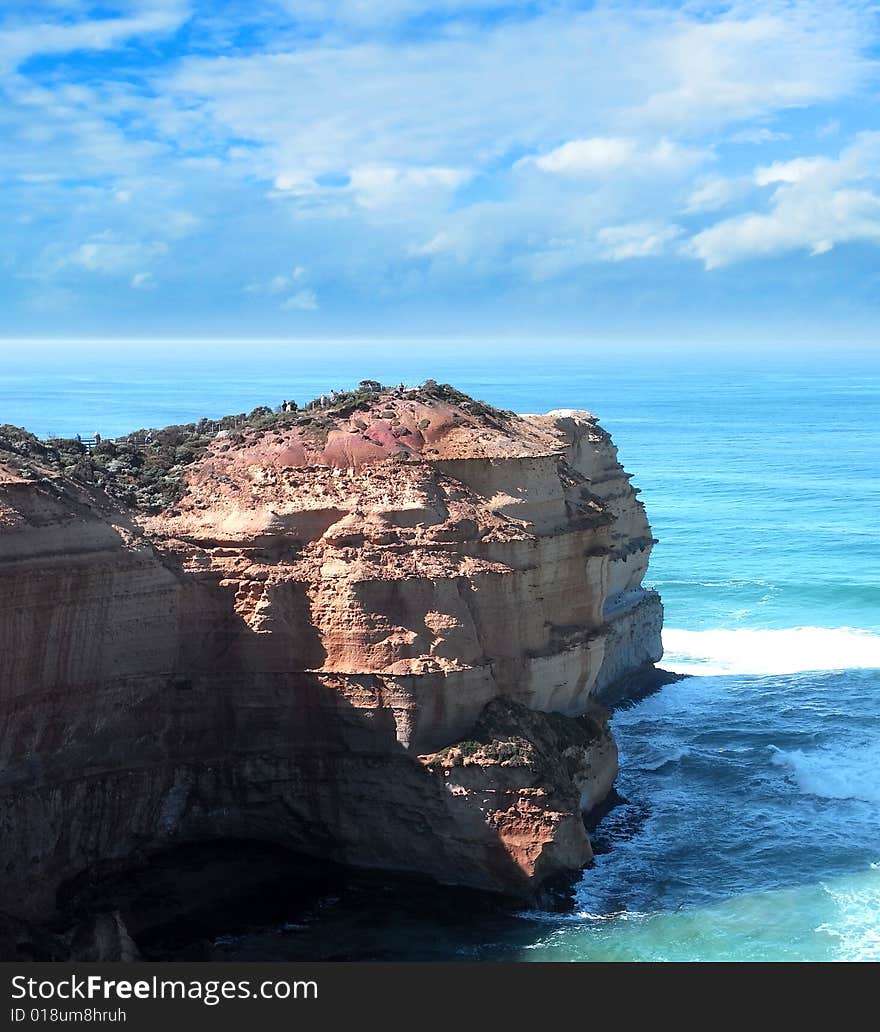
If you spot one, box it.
[3,340,879,961]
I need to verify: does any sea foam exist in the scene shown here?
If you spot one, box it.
[662,626,880,676]
[817,868,880,961]
[769,744,880,805]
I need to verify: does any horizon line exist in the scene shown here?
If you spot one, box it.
[0,336,877,348]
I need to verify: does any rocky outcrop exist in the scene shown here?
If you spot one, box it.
[0,383,662,938]
[422,697,618,886]
[69,911,142,962]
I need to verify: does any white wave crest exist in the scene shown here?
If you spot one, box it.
[640,745,693,772]
[817,868,880,961]
[770,744,880,804]
[662,626,880,676]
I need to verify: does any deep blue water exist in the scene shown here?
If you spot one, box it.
[3,340,878,960]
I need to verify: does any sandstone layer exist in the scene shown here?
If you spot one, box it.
[0,383,662,944]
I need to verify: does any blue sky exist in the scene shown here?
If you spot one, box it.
[3,0,880,343]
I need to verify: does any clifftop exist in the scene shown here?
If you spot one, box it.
[0,381,601,516]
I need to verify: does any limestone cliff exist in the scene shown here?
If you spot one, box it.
[0,383,662,943]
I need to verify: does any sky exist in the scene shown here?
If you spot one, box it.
[2,0,880,344]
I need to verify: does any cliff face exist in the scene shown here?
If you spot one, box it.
[0,386,662,935]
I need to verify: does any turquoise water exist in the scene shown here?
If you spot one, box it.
[2,341,879,961]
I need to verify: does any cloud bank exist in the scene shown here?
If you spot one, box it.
[1,0,879,337]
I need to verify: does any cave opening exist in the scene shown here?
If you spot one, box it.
[55,839,348,960]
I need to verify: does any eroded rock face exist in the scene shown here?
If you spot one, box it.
[0,386,662,929]
[422,697,618,887]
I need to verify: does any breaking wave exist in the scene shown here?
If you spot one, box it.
[817,867,880,961]
[770,744,880,805]
[662,626,880,676]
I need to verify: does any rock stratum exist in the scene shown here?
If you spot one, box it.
[0,382,662,955]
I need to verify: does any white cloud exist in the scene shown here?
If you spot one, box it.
[131,271,156,289]
[168,2,871,188]
[245,267,317,309]
[754,156,831,186]
[530,137,636,174]
[729,127,791,144]
[347,165,470,210]
[684,175,752,214]
[817,119,841,138]
[0,1,190,72]
[267,275,291,294]
[690,132,880,267]
[281,288,318,310]
[408,231,455,256]
[69,237,168,275]
[527,137,707,177]
[630,2,871,133]
[274,0,524,28]
[273,173,316,194]
[597,221,683,261]
[164,210,201,238]
[246,266,310,295]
